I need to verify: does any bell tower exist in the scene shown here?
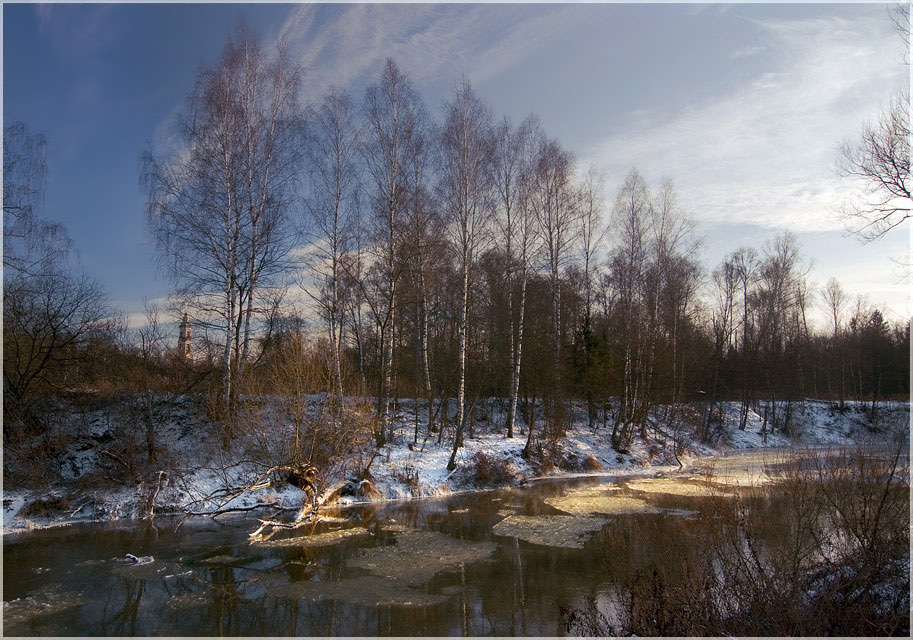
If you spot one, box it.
[179,313,192,360]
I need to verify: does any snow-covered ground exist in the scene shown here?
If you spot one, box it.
[2,395,908,534]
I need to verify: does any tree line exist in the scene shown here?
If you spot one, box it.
[4,23,908,465]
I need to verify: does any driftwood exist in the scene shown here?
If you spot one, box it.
[248,505,320,541]
[175,463,321,531]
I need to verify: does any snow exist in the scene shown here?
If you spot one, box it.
[2,395,908,534]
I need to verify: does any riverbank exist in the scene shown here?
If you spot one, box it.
[3,396,908,534]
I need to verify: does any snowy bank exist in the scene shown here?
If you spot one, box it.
[3,395,908,534]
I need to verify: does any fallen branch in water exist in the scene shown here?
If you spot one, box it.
[182,500,285,518]
[173,463,323,529]
[248,505,320,540]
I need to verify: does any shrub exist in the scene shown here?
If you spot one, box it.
[582,455,603,471]
[18,496,71,518]
[466,451,515,487]
[391,465,422,494]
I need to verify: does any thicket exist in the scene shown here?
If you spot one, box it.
[564,446,910,637]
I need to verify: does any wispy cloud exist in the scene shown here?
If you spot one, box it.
[730,45,765,59]
[273,3,585,98]
[583,14,904,234]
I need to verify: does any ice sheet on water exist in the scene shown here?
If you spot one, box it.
[624,477,736,496]
[3,586,84,634]
[544,485,662,516]
[112,560,165,580]
[491,514,606,549]
[688,451,784,487]
[255,527,371,548]
[196,554,256,567]
[347,528,496,586]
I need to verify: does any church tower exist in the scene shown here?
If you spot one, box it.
[179,313,192,360]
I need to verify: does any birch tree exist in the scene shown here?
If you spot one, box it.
[401,112,439,439]
[362,58,425,438]
[3,121,71,277]
[577,165,608,429]
[494,114,543,439]
[439,79,495,471]
[305,87,360,401]
[142,23,303,440]
[608,169,650,450]
[532,139,579,438]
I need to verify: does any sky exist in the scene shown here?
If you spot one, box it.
[3,1,909,330]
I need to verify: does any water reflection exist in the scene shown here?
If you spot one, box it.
[8,451,898,636]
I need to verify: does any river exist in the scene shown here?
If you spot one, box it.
[2,448,905,636]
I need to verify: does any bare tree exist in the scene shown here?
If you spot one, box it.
[607,169,650,450]
[3,121,70,277]
[837,4,910,241]
[755,232,811,434]
[579,165,608,324]
[361,58,425,438]
[304,87,361,402]
[142,22,303,440]
[494,114,543,439]
[4,267,115,439]
[439,78,495,471]
[646,177,699,410]
[730,246,760,431]
[705,257,737,440]
[401,110,439,440]
[577,164,608,429]
[837,93,911,240]
[822,276,849,405]
[531,138,579,442]
[3,121,116,440]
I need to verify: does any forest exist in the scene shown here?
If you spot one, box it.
[4,24,908,483]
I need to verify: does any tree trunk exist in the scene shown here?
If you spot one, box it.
[507,269,527,439]
[420,270,434,435]
[447,254,471,471]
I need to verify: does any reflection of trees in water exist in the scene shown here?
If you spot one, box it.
[102,578,144,636]
[16,487,729,635]
[206,565,239,634]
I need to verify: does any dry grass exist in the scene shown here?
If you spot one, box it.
[569,445,910,637]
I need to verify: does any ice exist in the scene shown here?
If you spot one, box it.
[255,527,371,548]
[544,485,662,516]
[492,514,607,549]
[347,528,496,585]
[2,587,85,634]
[125,553,155,564]
[624,477,737,496]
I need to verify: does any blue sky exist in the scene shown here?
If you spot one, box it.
[3,2,909,327]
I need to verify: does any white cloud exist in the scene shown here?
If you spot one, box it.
[730,45,765,59]
[583,13,904,234]
[274,3,585,98]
